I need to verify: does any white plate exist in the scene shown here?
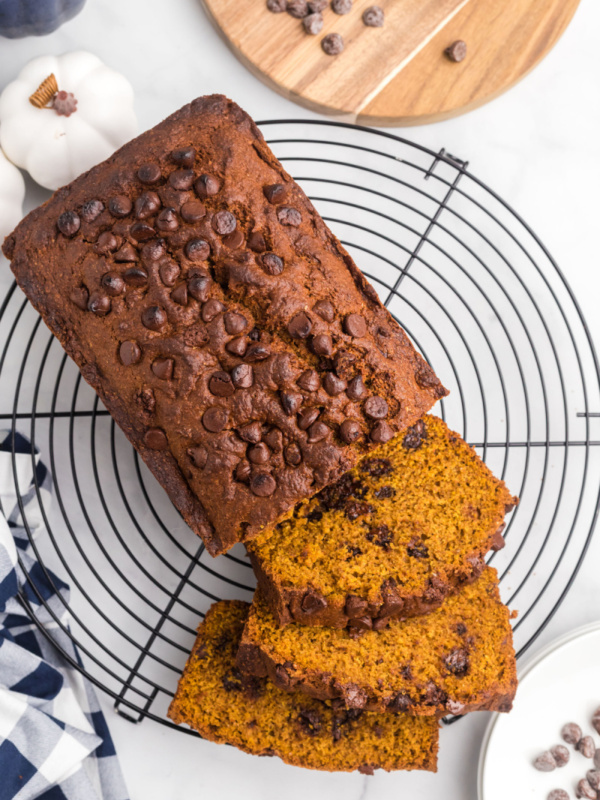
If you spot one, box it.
[479,622,600,800]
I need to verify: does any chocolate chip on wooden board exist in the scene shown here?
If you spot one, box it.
[445,40,467,62]
[303,12,323,34]
[362,5,384,27]
[322,33,344,55]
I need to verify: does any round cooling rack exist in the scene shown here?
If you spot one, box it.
[1,121,599,732]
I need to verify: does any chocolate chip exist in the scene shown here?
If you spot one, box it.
[231,363,254,389]
[263,183,289,204]
[595,749,600,769]
[297,407,319,430]
[70,287,89,310]
[245,343,271,362]
[331,0,351,12]
[224,312,247,335]
[250,473,276,496]
[362,5,383,26]
[310,334,333,357]
[389,693,413,713]
[156,208,179,232]
[209,371,235,397]
[202,299,225,322]
[373,617,390,631]
[226,336,247,357]
[181,200,206,223]
[370,421,393,443]
[375,485,395,499]
[267,0,286,10]
[138,163,161,184]
[364,396,388,419]
[195,173,220,198]
[307,420,329,442]
[159,260,180,287]
[547,791,569,800]
[114,243,137,262]
[223,228,245,249]
[187,273,211,302]
[593,707,600,735]
[588,771,600,791]
[171,147,196,168]
[264,428,283,452]
[563,723,583,745]
[234,460,251,483]
[340,419,361,444]
[187,445,208,469]
[135,192,161,219]
[313,299,334,322]
[533,751,557,772]
[297,370,320,392]
[344,313,367,338]
[301,590,326,613]
[345,596,368,618]
[298,708,322,736]
[142,306,167,331]
[280,391,303,416]
[303,12,323,33]
[576,779,597,799]
[579,736,596,759]
[260,252,284,276]
[288,311,312,339]
[403,419,427,449]
[185,238,210,261]
[169,169,194,191]
[247,231,267,253]
[346,375,367,401]
[445,40,467,62]
[248,443,270,464]
[238,422,262,444]
[81,199,104,222]
[150,357,173,380]
[272,665,290,690]
[101,272,125,296]
[308,0,327,9]
[322,32,344,54]
[348,616,372,633]
[277,206,302,226]
[360,457,392,477]
[284,443,302,466]
[141,238,166,261]
[287,0,308,16]
[407,538,428,559]
[119,341,141,365]
[323,373,347,396]
[213,210,237,236]
[443,648,469,676]
[144,428,168,450]
[130,221,156,242]
[57,211,80,237]
[88,293,111,316]
[203,407,228,433]
[108,195,132,218]
[124,267,148,287]
[94,231,118,254]
[550,745,569,768]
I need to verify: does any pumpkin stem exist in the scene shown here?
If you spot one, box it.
[29,74,59,109]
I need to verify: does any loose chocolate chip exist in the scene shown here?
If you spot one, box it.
[138,163,161,184]
[445,40,467,62]
[303,12,323,33]
[209,371,235,397]
[101,272,125,296]
[263,183,289,204]
[250,473,276,497]
[561,723,582,745]
[185,238,211,262]
[231,363,254,389]
[245,343,271,362]
[144,428,168,450]
[260,252,284,276]
[344,313,367,338]
[301,590,326,613]
[288,311,312,339]
[88,293,111,316]
[195,173,220,198]
[224,312,247,335]
[141,238,166,261]
[345,596,368,618]
[188,273,211,302]
[277,206,302,226]
[94,231,118,254]
[593,707,600,735]
[248,443,270,464]
[588,771,600,791]
[123,267,148,287]
[287,0,308,16]
[169,169,194,191]
[298,369,320,392]
[223,228,245,249]
[70,287,89,310]
[346,374,367,401]
[331,0,351,11]
[238,422,262,444]
[202,299,225,322]
[370,421,393,443]
[247,231,267,253]
[142,305,167,331]
[576,779,597,799]
[108,195,132,218]
[81,199,104,222]
[159,260,180,287]
[171,147,196,168]
[114,243,137,262]
[362,5,384,26]
[297,407,320,431]
[323,372,347,396]
[595,749,600,769]
[267,0,286,10]
[340,419,361,444]
[150,357,173,380]
[579,736,596,759]
[226,336,247,357]
[203,407,228,432]
[313,299,335,322]
[547,791,569,800]
[156,208,179,232]
[213,210,237,236]
[284,443,302,466]
[310,334,333,356]
[364,396,388,419]
[264,428,283,452]
[280,391,303,416]
[308,0,327,9]
[57,211,80,237]
[180,200,206,223]
[307,420,329,442]
[322,32,344,54]
[131,221,156,242]
[135,192,161,219]
[119,341,141,365]
[443,648,469,676]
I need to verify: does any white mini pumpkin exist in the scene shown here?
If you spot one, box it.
[0,51,137,191]
[0,146,25,245]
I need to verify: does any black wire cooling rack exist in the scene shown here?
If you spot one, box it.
[1,121,599,733]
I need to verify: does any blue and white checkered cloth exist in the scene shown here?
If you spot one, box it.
[0,430,129,800]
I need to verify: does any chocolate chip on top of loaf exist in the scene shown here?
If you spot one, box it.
[3,95,447,556]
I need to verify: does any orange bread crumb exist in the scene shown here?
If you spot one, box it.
[168,600,439,773]
[237,567,517,716]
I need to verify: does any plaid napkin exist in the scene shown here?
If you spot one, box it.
[0,430,129,800]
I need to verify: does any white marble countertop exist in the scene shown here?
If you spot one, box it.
[1,0,600,797]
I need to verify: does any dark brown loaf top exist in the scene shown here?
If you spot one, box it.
[3,94,447,556]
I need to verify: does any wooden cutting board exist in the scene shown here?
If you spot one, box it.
[201,0,581,126]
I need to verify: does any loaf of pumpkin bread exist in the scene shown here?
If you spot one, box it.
[3,94,447,555]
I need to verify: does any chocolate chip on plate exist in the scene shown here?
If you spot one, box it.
[593,707,600,736]
[579,736,597,759]
[547,792,570,800]
[595,748,600,770]
[445,40,467,63]
[576,779,597,799]
[562,723,582,745]
[362,5,384,26]
[303,12,323,34]
[587,771,600,791]
[331,0,351,13]
[533,751,556,772]
[550,745,570,768]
